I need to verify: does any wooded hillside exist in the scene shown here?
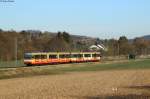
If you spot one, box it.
[0,29,150,61]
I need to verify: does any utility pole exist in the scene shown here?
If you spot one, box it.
[14,38,17,66]
[118,41,120,58]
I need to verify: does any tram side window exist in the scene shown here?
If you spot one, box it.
[24,54,33,59]
[59,54,70,58]
[71,54,78,58]
[49,55,57,59]
[84,54,91,57]
[78,54,83,58]
[92,54,100,57]
[71,54,83,58]
[65,54,71,58]
[35,55,41,59]
[59,55,65,58]
[96,54,100,57]
[92,54,97,57]
[41,55,47,59]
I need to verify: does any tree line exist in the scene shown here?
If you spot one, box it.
[99,36,150,56]
[0,29,150,61]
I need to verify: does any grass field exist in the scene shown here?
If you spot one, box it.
[0,59,150,80]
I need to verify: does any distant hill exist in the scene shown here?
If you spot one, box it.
[129,35,150,43]
[142,35,150,40]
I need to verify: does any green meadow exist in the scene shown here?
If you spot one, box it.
[0,59,150,80]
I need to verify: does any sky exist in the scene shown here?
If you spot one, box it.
[0,0,150,39]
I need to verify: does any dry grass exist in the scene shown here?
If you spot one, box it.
[0,69,150,99]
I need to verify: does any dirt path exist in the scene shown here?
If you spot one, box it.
[0,70,150,99]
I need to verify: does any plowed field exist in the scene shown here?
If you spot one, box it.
[0,69,150,99]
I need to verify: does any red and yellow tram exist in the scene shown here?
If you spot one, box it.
[24,52,101,66]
